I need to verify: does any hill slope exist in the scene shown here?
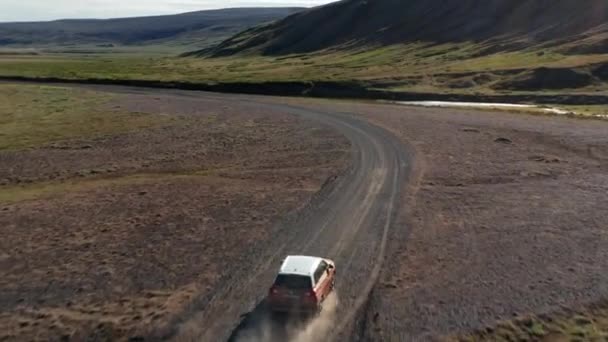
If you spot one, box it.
[205,0,608,56]
[0,8,303,49]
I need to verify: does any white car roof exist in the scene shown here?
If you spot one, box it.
[279,255,324,277]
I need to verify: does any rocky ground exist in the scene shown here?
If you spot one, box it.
[296,101,608,341]
[0,89,350,341]
[3,84,608,341]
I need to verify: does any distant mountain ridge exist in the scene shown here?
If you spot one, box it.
[202,0,608,56]
[0,8,303,48]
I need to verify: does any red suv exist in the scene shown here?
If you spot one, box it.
[268,255,336,314]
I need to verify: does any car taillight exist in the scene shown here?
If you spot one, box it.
[304,289,317,301]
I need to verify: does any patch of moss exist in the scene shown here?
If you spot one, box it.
[0,171,222,205]
[0,83,171,150]
[451,301,608,342]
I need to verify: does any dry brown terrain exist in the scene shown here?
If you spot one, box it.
[3,83,608,342]
[287,99,608,340]
[0,88,350,341]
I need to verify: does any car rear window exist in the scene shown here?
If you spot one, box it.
[273,274,312,289]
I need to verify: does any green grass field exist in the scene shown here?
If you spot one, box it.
[562,105,608,117]
[0,83,167,150]
[1,43,607,95]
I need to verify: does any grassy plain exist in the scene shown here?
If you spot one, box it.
[1,43,608,96]
[0,83,167,150]
[454,303,608,341]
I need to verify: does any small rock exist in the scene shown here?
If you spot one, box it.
[80,145,93,150]
[533,171,552,178]
[574,316,592,325]
[573,330,586,337]
[530,155,563,163]
[495,137,512,144]
[521,317,534,327]
[462,128,480,133]
[49,143,69,150]
[373,312,380,323]
[138,191,148,196]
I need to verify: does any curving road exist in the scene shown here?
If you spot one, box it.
[169,95,411,342]
[9,82,411,341]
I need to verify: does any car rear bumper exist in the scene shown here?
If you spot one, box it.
[268,299,318,313]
